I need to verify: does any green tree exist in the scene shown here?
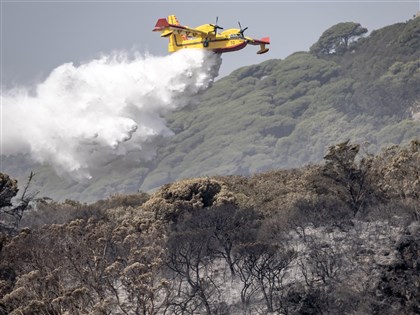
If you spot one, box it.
[310,22,367,55]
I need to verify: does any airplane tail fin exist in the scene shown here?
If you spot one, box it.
[168,14,187,40]
[152,15,185,53]
[167,15,185,52]
[168,35,178,53]
[168,15,180,25]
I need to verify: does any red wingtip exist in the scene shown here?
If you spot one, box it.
[261,37,270,44]
[153,18,170,31]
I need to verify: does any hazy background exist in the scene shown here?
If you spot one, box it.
[2,0,419,87]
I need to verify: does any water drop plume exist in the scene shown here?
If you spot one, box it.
[2,49,221,180]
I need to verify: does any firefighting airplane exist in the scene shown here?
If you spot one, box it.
[153,15,270,54]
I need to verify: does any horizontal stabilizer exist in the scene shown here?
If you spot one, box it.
[161,30,173,37]
[253,37,270,45]
[260,37,270,44]
[248,36,270,46]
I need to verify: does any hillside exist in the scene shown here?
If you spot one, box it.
[2,17,419,201]
[0,140,419,314]
[140,18,420,191]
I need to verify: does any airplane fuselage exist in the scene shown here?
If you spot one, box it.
[168,27,249,53]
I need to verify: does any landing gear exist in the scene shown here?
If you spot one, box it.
[203,40,209,48]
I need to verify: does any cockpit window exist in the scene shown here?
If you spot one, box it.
[229,33,243,39]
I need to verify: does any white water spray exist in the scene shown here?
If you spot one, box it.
[1,50,221,179]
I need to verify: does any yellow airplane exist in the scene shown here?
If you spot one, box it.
[153,15,270,54]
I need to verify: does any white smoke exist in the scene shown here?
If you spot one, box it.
[1,50,221,180]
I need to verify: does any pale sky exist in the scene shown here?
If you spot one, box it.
[1,0,419,87]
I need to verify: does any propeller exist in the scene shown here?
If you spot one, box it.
[210,16,224,35]
[238,21,248,38]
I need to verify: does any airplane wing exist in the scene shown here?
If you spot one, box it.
[247,37,270,54]
[153,18,209,38]
[247,37,270,45]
